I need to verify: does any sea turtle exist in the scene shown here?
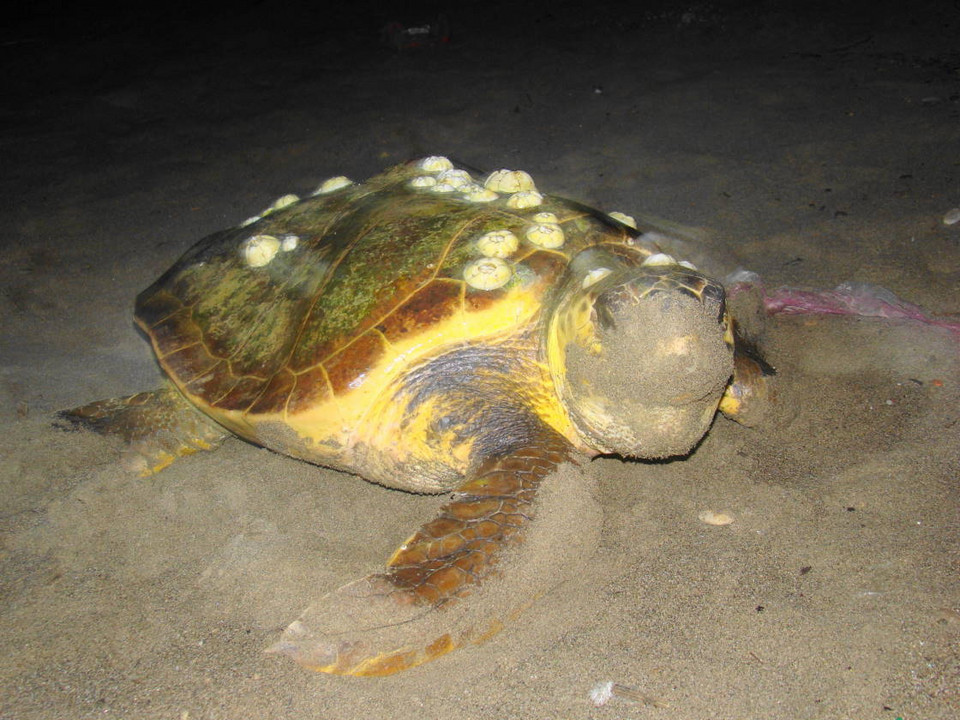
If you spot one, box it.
[60,157,773,676]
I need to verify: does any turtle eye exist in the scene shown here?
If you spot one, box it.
[699,281,727,323]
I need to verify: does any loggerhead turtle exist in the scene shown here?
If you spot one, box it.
[60,157,773,676]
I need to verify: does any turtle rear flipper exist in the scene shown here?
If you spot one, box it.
[267,430,598,676]
[57,387,229,476]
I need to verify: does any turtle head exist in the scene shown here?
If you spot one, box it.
[548,249,734,458]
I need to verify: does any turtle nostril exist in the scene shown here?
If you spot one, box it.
[701,281,725,306]
[593,296,617,331]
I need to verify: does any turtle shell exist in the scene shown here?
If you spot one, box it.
[135,160,660,433]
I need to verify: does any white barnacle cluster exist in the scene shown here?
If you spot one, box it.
[525,222,564,249]
[312,175,354,195]
[267,193,300,212]
[463,257,512,291]
[456,167,569,289]
[607,214,698,271]
[640,252,697,271]
[581,267,612,289]
[408,175,437,188]
[411,157,551,209]
[408,157,500,204]
[506,190,543,209]
[240,232,300,268]
[641,252,677,267]
[436,168,473,188]
[640,253,697,270]
[484,169,543,210]
[240,191,304,228]
[433,168,478,195]
[462,186,499,203]
[465,228,521,290]
[239,193,296,227]
[418,155,454,173]
[484,168,537,194]
[486,169,558,245]
[608,210,637,229]
[475,229,519,258]
[241,234,281,268]
[522,211,564,249]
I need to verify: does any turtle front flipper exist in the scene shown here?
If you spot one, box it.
[719,341,777,427]
[267,430,592,676]
[57,386,229,476]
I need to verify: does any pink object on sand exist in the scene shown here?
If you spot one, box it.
[731,281,960,337]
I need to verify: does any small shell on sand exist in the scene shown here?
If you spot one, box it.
[698,510,735,526]
[943,208,960,225]
[589,682,667,708]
